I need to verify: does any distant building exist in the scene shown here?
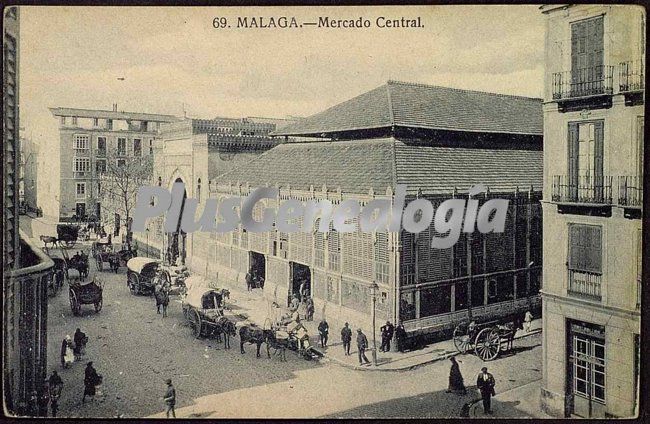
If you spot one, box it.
[3,7,53,417]
[540,4,643,418]
[165,80,544,339]
[132,116,290,261]
[19,137,39,213]
[49,106,178,221]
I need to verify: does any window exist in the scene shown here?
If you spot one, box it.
[60,116,66,125]
[96,159,106,174]
[117,159,126,168]
[133,139,142,156]
[568,121,604,201]
[197,178,201,202]
[149,139,154,155]
[572,333,606,404]
[73,157,91,173]
[117,138,127,156]
[158,176,162,186]
[107,119,113,130]
[571,16,604,87]
[568,224,602,298]
[97,137,106,156]
[72,116,78,125]
[76,182,86,198]
[73,134,89,150]
[93,118,99,127]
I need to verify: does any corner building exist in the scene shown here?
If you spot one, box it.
[540,4,644,418]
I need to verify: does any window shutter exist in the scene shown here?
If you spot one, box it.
[568,123,579,198]
[569,225,579,269]
[593,121,604,177]
[571,22,582,81]
[586,225,602,274]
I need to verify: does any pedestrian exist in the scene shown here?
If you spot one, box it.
[476,367,496,414]
[82,362,101,404]
[318,318,329,348]
[73,328,87,361]
[245,271,253,291]
[48,370,63,417]
[163,378,176,418]
[305,298,315,321]
[524,310,533,333]
[341,323,352,356]
[61,335,74,368]
[356,329,371,365]
[379,320,395,352]
[446,357,467,394]
[395,324,407,353]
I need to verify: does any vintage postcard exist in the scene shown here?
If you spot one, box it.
[3,4,645,419]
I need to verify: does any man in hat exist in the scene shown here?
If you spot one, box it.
[317,319,329,348]
[356,329,371,365]
[476,367,496,414]
[341,323,352,356]
[379,320,395,352]
[163,378,176,418]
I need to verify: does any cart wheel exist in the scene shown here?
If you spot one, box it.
[453,324,471,354]
[128,273,139,295]
[95,298,103,312]
[189,309,202,338]
[474,327,501,361]
[69,290,80,316]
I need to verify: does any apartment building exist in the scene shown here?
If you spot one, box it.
[540,5,644,418]
[49,106,178,221]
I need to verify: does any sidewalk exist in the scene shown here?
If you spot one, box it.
[216,281,542,372]
[469,379,553,418]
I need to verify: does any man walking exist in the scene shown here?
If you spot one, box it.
[476,367,496,414]
[163,378,176,418]
[47,370,63,417]
[341,323,352,356]
[318,318,329,348]
[356,329,371,365]
[379,320,395,352]
[73,328,87,361]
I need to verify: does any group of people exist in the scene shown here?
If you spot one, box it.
[60,328,88,368]
[245,270,265,291]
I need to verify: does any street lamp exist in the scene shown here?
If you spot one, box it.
[145,227,150,258]
[370,281,379,366]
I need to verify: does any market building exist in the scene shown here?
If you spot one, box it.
[134,116,295,261]
[3,7,54,416]
[173,80,545,339]
[539,4,643,418]
[49,106,178,222]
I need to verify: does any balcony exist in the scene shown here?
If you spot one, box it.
[552,175,612,205]
[5,233,53,416]
[618,175,643,207]
[619,60,645,106]
[568,269,602,301]
[552,66,614,112]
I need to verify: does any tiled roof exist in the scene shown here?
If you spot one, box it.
[49,107,179,122]
[214,138,542,195]
[273,80,543,137]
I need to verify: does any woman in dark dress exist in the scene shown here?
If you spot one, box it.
[83,362,101,403]
[447,357,467,394]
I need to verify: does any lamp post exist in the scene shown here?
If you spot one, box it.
[145,227,150,258]
[370,281,379,366]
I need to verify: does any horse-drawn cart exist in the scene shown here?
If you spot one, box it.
[182,286,235,341]
[57,224,80,248]
[69,277,103,316]
[452,318,519,361]
[126,257,161,295]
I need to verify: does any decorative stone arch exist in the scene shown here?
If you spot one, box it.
[167,169,191,197]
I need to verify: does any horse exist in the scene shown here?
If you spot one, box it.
[68,252,89,280]
[154,285,170,317]
[49,258,68,294]
[40,235,58,252]
[238,324,272,358]
[265,331,288,362]
[214,317,236,349]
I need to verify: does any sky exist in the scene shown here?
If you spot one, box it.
[19,5,545,209]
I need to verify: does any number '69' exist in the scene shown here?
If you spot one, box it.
[213,17,228,28]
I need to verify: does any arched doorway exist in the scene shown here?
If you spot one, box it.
[167,177,188,265]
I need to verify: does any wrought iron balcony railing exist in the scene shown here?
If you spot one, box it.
[552,175,613,205]
[568,269,602,300]
[618,175,643,207]
[619,60,645,92]
[552,65,614,100]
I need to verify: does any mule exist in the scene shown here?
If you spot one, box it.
[214,317,236,349]
[154,286,170,317]
[239,324,272,358]
[40,235,58,252]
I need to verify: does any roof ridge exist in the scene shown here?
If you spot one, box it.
[385,83,396,129]
[386,79,542,101]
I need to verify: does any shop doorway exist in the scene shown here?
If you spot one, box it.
[289,262,311,306]
[249,251,266,289]
[567,320,606,418]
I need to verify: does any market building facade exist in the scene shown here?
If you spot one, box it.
[539,4,643,418]
[172,81,545,338]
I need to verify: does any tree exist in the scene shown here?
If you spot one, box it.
[98,152,153,249]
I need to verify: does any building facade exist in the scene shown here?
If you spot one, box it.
[161,81,545,339]
[133,116,290,261]
[3,7,54,416]
[49,106,178,221]
[540,4,644,418]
